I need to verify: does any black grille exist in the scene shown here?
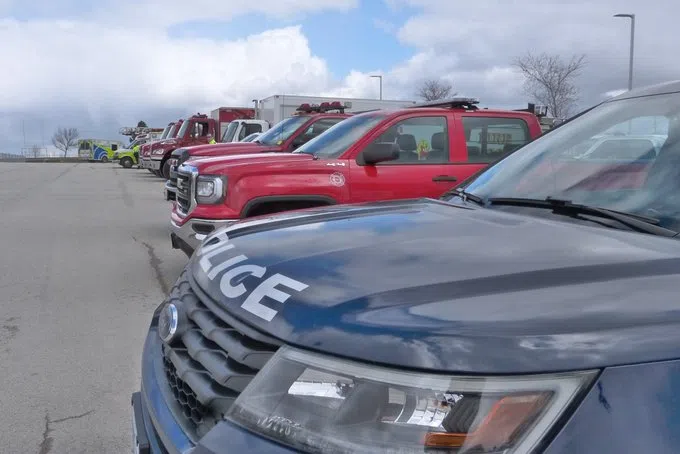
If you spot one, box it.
[161,271,279,437]
[175,169,192,214]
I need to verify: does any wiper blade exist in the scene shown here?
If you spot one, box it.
[487,197,677,237]
[440,187,485,206]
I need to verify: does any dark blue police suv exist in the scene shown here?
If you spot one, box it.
[132,81,680,453]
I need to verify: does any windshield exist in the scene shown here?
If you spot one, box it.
[456,91,680,230]
[176,120,191,139]
[221,121,238,142]
[257,115,310,146]
[127,139,139,148]
[168,123,179,138]
[159,125,171,140]
[294,112,388,159]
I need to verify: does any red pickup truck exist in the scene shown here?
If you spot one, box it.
[164,103,351,201]
[169,98,544,255]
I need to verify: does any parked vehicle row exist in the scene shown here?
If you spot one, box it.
[131,80,680,454]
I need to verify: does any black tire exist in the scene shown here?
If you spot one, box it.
[161,159,171,180]
[120,157,133,169]
[101,155,109,163]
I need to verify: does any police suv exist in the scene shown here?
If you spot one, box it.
[132,80,680,453]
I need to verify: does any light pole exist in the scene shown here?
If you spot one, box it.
[370,75,383,100]
[614,13,635,91]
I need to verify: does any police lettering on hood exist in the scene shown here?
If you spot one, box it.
[194,230,309,322]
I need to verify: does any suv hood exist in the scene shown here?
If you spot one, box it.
[187,152,313,173]
[189,198,680,374]
[181,142,277,158]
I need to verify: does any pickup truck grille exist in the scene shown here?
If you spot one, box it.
[161,271,279,438]
[175,168,192,215]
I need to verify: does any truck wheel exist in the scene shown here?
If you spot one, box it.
[161,159,171,180]
[120,157,133,169]
[101,156,109,163]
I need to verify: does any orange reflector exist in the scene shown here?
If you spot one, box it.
[424,392,552,450]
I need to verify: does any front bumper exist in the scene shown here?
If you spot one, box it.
[149,159,162,170]
[141,158,152,169]
[170,217,237,257]
[164,181,176,201]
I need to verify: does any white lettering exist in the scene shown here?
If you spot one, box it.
[207,254,248,280]
[197,232,234,273]
[220,264,267,298]
[241,273,310,322]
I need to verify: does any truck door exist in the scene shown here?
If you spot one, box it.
[190,119,213,145]
[349,113,463,202]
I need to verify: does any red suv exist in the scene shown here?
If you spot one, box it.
[170,98,544,255]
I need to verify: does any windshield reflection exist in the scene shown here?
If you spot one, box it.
[455,92,680,231]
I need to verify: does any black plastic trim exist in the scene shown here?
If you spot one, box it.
[241,195,337,218]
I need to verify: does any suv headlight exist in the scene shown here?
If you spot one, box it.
[196,175,225,204]
[226,346,596,454]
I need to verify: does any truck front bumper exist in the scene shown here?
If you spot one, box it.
[148,159,162,171]
[164,181,176,201]
[170,217,238,257]
[141,158,152,169]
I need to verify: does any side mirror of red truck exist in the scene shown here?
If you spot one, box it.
[359,142,399,165]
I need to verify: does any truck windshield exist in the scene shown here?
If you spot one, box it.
[176,120,191,139]
[221,122,238,142]
[294,112,388,159]
[454,91,680,231]
[159,125,171,140]
[257,116,310,146]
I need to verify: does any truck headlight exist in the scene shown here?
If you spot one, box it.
[196,175,225,204]
[226,346,596,454]
[152,149,165,156]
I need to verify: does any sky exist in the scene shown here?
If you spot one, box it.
[0,0,677,154]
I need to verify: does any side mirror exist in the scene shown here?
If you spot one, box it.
[360,142,399,165]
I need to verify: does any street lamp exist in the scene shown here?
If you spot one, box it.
[370,75,383,100]
[614,13,635,91]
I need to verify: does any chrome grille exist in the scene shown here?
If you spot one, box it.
[161,271,279,437]
[175,167,193,215]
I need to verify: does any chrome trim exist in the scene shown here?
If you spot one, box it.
[175,165,198,218]
[171,217,238,252]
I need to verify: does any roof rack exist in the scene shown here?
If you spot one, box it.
[118,126,165,136]
[514,103,549,117]
[410,97,480,110]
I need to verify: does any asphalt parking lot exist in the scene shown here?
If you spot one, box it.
[0,162,186,453]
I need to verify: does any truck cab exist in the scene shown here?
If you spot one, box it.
[169,98,545,255]
[220,119,270,143]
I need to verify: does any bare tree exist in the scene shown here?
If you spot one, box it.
[416,78,456,101]
[31,144,41,158]
[51,127,80,157]
[513,52,586,119]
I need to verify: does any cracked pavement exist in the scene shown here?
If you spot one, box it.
[0,163,187,453]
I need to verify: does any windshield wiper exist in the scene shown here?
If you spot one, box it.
[487,197,677,237]
[440,187,486,206]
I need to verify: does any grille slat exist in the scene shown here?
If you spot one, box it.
[175,169,192,214]
[161,271,279,437]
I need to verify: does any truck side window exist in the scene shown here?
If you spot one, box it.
[112,144,118,151]
[372,116,449,163]
[461,117,530,163]
[245,124,262,135]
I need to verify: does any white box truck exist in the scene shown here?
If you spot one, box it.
[254,94,416,126]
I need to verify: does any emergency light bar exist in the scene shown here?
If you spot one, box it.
[410,97,480,110]
[295,101,348,114]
